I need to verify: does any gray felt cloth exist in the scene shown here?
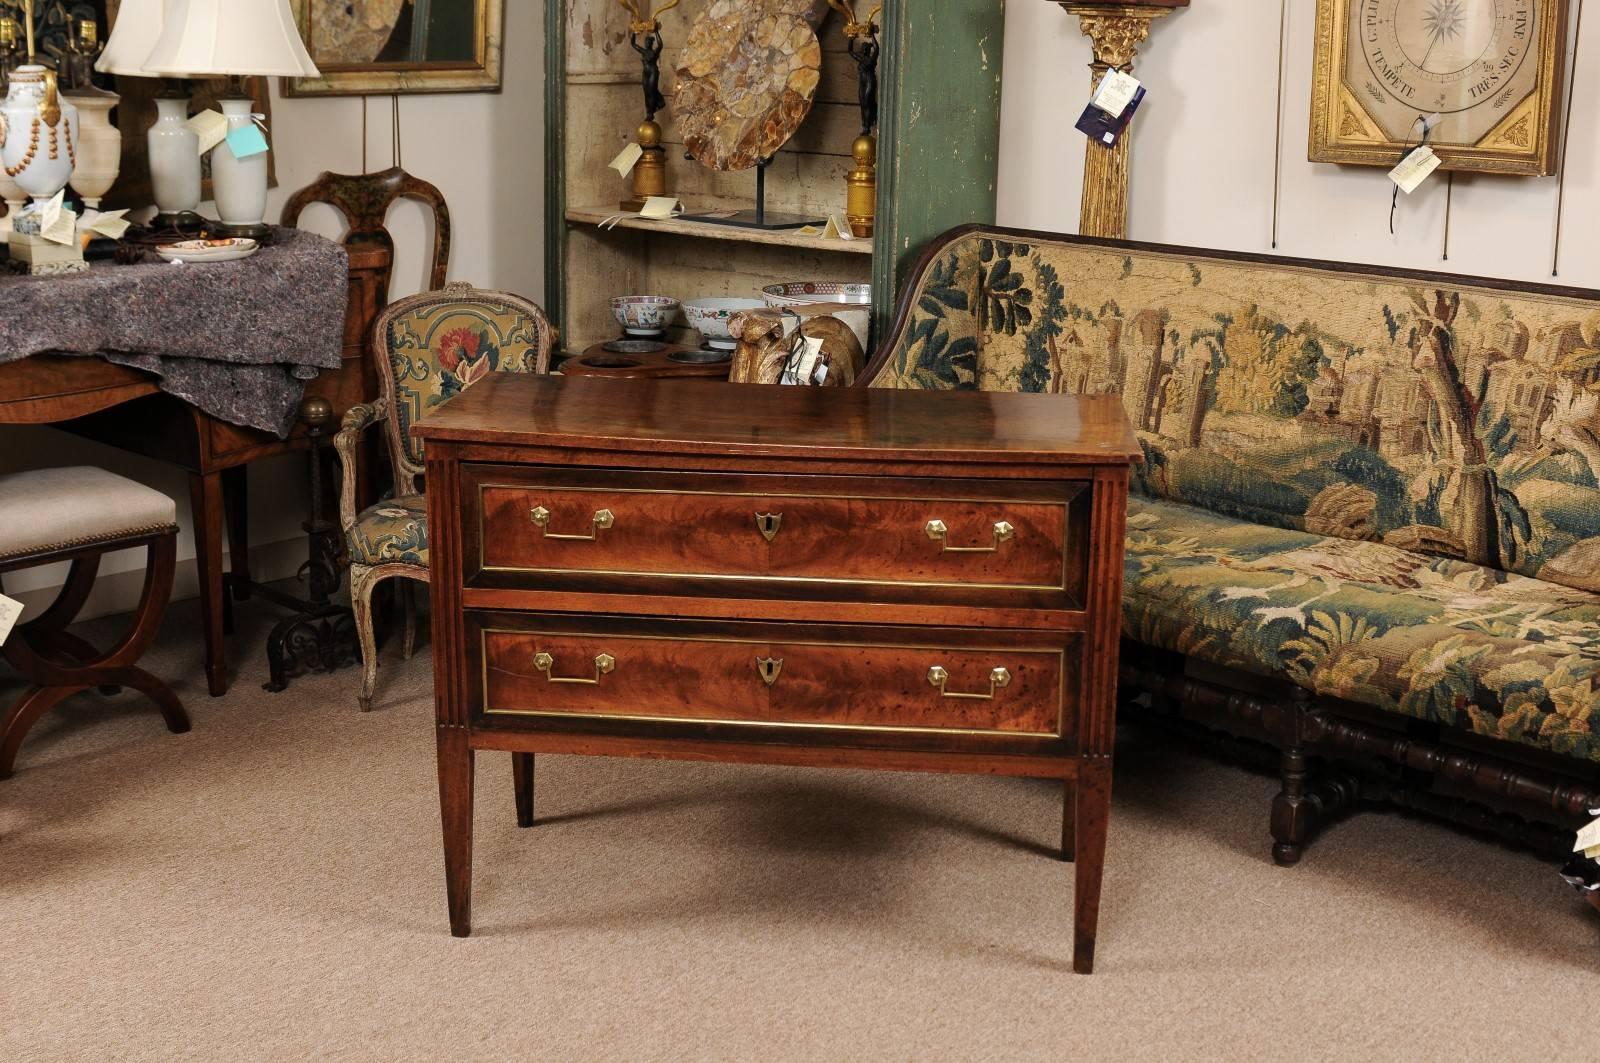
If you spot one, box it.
[0,227,348,436]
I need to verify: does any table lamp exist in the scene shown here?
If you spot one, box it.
[96,0,205,234]
[144,0,319,243]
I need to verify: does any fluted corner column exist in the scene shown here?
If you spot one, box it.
[1057,4,1179,239]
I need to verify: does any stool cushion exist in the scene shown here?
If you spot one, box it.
[0,466,178,561]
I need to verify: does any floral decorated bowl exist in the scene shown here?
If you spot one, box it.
[760,282,872,308]
[610,295,679,336]
[684,297,765,350]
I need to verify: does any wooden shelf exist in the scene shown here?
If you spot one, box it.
[565,206,874,256]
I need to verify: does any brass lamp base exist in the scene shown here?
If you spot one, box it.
[846,133,877,239]
[621,120,671,212]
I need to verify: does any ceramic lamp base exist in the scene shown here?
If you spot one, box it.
[209,220,274,245]
[150,210,208,236]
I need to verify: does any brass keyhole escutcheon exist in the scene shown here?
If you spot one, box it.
[755,512,783,542]
[755,657,784,686]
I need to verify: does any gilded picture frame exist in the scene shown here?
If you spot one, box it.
[282,0,504,97]
[1308,0,1569,176]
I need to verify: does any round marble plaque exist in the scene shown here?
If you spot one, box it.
[674,1,823,173]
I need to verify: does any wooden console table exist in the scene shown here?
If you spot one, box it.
[415,374,1140,973]
[0,242,386,695]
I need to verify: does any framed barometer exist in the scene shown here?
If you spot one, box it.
[1310,0,1570,175]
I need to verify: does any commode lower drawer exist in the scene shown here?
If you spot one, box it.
[469,613,1079,741]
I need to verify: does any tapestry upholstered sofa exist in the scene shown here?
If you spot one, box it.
[854,225,1600,865]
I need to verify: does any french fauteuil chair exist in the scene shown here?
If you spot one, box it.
[334,281,557,711]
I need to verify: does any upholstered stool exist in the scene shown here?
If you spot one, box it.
[0,467,190,777]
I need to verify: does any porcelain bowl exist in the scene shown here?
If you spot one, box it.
[683,297,765,350]
[611,295,679,336]
[760,282,872,308]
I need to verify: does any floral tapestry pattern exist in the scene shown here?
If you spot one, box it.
[1126,496,1600,762]
[348,494,428,566]
[874,234,1600,594]
[386,301,551,466]
[867,230,1600,762]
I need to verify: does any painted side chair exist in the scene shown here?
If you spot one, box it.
[333,282,557,711]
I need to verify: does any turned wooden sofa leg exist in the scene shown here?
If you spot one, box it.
[1271,688,1316,867]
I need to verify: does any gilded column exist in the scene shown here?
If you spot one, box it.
[1057,4,1182,239]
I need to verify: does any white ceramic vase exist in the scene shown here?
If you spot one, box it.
[0,168,26,244]
[148,94,200,215]
[211,97,268,228]
[66,89,120,208]
[0,65,80,203]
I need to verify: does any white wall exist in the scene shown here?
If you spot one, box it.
[997,0,1600,287]
[5,3,543,617]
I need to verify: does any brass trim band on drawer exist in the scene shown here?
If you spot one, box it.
[479,481,1074,593]
[927,665,1011,700]
[534,651,616,684]
[925,519,1015,554]
[530,505,615,541]
[481,627,1069,739]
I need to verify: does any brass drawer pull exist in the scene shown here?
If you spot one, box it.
[534,651,616,684]
[927,665,1010,700]
[925,519,1014,554]
[531,505,614,541]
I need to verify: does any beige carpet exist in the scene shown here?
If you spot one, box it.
[3,599,1596,1062]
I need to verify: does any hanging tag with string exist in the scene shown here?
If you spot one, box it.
[225,113,271,160]
[1388,113,1441,233]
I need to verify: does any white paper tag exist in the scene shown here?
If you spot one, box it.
[0,592,21,646]
[609,142,644,177]
[80,208,131,240]
[1091,70,1141,118]
[187,109,229,155]
[795,335,825,382]
[1576,817,1600,853]
[1389,145,1441,194]
[637,195,680,220]
[39,190,75,245]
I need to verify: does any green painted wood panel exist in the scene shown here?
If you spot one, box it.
[872,0,1007,341]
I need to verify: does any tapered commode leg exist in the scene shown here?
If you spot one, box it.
[1061,779,1076,861]
[1073,759,1112,975]
[437,725,475,937]
[513,752,535,828]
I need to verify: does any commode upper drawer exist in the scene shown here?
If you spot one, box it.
[462,466,1090,606]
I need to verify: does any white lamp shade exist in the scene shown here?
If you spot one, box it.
[94,0,168,76]
[144,0,321,78]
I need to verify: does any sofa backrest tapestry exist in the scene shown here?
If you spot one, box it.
[870,230,1600,593]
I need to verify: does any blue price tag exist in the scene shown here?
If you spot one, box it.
[225,123,269,159]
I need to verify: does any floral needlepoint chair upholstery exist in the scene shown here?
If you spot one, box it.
[859,225,1600,865]
[334,282,556,711]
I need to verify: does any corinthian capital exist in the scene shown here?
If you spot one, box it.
[1057,4,1177,71]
